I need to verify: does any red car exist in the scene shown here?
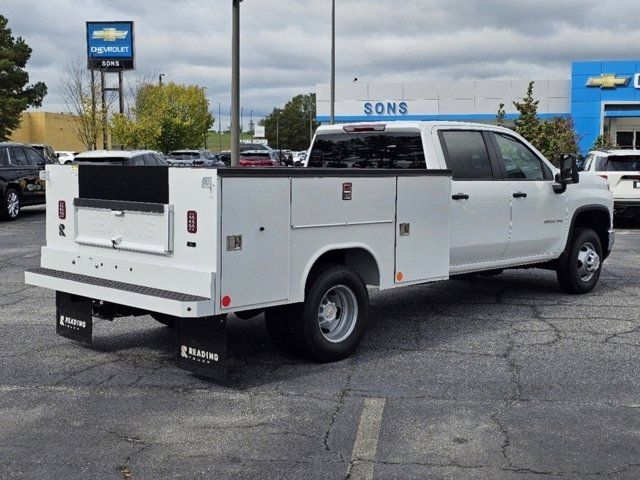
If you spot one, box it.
[239,150,281,167]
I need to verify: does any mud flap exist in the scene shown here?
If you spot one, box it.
[56,291,93,343]
[176,316,227,382]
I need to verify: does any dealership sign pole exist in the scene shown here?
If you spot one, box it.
[86,21,135,150]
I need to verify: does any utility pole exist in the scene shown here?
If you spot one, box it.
[330,0,335,125]
[90,68,97,150]
[276,111,279,151]
[231,0,242,166]
[218,102,222,152]
[241,107,244,135]
[100,71,107,149]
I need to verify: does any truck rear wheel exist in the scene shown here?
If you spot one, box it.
[556,228,603,294]
[293,265,369,362]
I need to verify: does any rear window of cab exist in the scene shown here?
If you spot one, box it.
[308,132,426,169]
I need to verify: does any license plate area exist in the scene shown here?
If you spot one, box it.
[74,198,174,255]
[56,291,92,343]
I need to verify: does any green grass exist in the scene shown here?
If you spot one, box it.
[203,132,261,152]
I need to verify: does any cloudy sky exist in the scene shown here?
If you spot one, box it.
[3,0,640,128]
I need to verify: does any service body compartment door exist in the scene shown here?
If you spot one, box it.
[395,175,450,283]
[220,177,290,309]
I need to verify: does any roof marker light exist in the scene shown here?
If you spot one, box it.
[343,124,386,133]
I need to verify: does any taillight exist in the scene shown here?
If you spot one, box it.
[58,200,66,220]
[187,210,197,233]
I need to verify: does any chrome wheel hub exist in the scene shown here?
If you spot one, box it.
[317,284,358,343]
[577,242,600,282]
[7,191,19,218]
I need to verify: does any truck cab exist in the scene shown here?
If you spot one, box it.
[308,121,614,276]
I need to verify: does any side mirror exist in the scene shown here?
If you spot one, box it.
[553,153,579,193]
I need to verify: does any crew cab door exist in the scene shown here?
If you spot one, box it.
[489,132,567,258]
[439,130,511,267]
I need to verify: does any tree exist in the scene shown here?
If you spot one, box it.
[496,102,506,127]
[0,15,47,141]
[512,81,579,165]
[513,81,542,149]
[538,117,579,164]
[111,82,214,152]
[591,134,617,150]
[260,93,318,150]
[60,59,100,149]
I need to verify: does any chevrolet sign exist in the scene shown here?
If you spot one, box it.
[586,74,630,89]
[86,21,135,71]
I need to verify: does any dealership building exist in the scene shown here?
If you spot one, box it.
[316,60,640,154]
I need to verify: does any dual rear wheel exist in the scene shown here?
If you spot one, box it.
[265,265,370,362]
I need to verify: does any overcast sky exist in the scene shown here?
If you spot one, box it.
[4,0,640,128]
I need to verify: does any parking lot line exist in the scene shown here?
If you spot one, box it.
[347,397,386,480]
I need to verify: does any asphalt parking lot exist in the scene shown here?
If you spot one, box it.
[1,206,639,480]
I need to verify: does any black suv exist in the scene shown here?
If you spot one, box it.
[0,143,47,220]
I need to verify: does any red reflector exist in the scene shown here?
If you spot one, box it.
[58,200,66,220]
[221,295,231,308]
[187,210,197,233]
[598,174,608,180]
[343,124,386,133]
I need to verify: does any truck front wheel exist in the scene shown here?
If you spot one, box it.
[293,265,369,362]
[556,228,603,294]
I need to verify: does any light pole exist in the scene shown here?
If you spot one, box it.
[330,0,335,125]
[159,73,165,86]
[241,107,244,135]
[231,0,242,166]
[218,102,222,152]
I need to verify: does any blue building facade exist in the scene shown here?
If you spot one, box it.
[571,60,640,154]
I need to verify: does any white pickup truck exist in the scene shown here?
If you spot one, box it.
[25,121,614,380]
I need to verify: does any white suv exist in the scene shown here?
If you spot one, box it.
[582,150,640,218]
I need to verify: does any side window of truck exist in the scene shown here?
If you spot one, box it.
[492,133,550,180]
[440,130,494,180]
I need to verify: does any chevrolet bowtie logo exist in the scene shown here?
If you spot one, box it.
[586,74,630,89]
[92,28,128,42]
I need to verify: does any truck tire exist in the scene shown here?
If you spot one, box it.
[1,188,20,221]
[265,304,303,355]
[292,265,369,362]
[150,312,176,328]
[556,228,603,294]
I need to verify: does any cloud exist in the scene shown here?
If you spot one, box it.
[3,0,640,128]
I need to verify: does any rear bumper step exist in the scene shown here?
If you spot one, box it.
[25,267,213,317]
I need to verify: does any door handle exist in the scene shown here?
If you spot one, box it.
[512,192,527,198]
[451,193,470,200]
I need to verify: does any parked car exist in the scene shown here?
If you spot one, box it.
[73,150,167,166]
[55,151,79,165]
[167,150,225,167]
[0,142,47,220]
[29,143,57,164]
[582,149,640,219]
[239,150,281,167]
